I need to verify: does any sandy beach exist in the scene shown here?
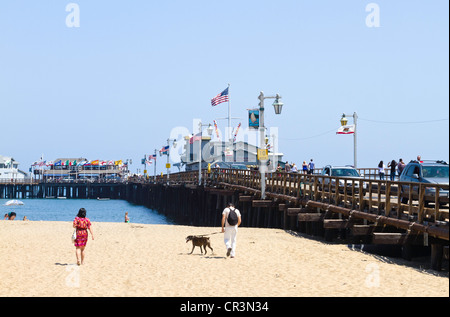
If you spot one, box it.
[0,220,448,297]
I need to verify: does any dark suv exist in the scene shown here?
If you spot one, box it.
[399,160,449,205]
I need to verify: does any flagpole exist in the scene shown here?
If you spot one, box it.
[353,112,358,168]
[154,149,157,181]
[40,153,44,182]
[227,83,231,142]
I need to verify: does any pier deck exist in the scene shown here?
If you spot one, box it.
[148,168,448,271]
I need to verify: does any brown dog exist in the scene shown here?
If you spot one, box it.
[186,235,213,255]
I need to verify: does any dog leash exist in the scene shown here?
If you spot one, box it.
[198,232,222,237]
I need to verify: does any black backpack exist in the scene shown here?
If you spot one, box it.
[227,207,238,226]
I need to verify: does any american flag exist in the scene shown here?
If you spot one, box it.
[189,132,202,144]
[149,154,157,161]
[159,146,169,155]
[211,87,229,106]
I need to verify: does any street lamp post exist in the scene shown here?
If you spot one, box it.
[166,138,177,182]
[340,112,358,168]
[197,122,213,186]
[126,159,132,178]
[142,154,147,178]
[258,91,283,199]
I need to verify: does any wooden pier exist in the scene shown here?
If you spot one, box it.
[141,169,448,271]
[0,180,126,200]
[1,168,448,270]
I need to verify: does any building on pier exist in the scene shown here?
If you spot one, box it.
[0,155,27,181]
[34,158,128,181]
[180,136,284,171]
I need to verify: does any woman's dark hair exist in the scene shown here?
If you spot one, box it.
[77,208,87,218]
[378,161,384,168]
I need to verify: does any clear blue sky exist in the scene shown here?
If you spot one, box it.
[1,0,448,174]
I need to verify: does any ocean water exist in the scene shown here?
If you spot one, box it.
[0,198,173,225]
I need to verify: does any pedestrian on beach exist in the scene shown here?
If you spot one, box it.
[308,159,315,175]
[387,159,397,181]
[221,202,241,258]
[378,161,385,180]
[73,208,94,266]
[124,212,130,223]
[302,161,308,174]
[397,158,406,176]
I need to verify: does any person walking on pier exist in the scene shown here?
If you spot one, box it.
[397,158,406,176]
[284,161,291,172]
[387,159,397,181]
[302,161,308,174]
[378,161,386,180]
[73,208,94,265]
[291,163,298,173]
[221,202,241,258]
[308,159,315,175]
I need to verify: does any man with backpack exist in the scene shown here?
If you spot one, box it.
[221,202,241,258]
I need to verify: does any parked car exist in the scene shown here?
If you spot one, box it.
[399,160,449,205]
[318,165,366,194]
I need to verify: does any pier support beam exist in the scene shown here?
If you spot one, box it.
[431,243,444,271]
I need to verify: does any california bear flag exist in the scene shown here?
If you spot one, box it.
[336,125,355,134]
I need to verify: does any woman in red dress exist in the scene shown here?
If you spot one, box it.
[73,208,94,265]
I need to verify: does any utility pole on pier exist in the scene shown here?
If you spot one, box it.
[340,112,358,168]
[257,91,284,199]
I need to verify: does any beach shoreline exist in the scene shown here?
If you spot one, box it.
[0,220,448,297]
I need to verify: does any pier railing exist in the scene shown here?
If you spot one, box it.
[2,168,448,225]
[0,179,38,184]
[151,168,449,226]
